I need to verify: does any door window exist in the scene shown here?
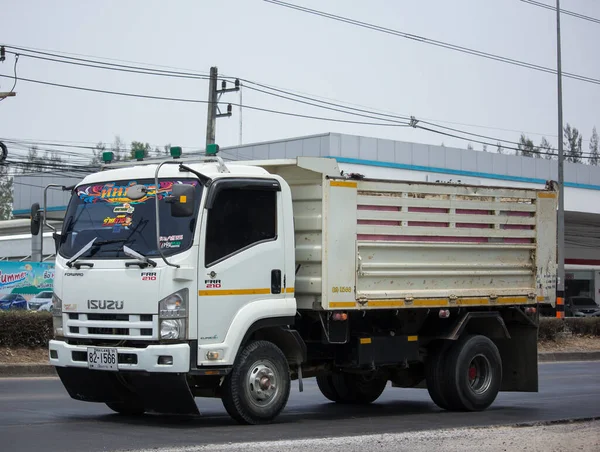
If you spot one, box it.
[205,187,277,266]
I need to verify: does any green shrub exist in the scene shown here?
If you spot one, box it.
[539,317,600,341]
[565,317,600,336]
[0,311,53,347]
[538,318,567,341]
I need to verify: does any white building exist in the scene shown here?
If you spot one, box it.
[5,132,600,301]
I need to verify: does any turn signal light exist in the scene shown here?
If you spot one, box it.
[332,312,348,321]
[207,351,220,360]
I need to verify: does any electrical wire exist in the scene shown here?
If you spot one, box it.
[0,53,19,102]
[4,44,582,141]
[415,124,596,160]
[520,0,600,25]
[0,73,410,127]
[5,48,408,125]
[4,49,211,82]
[263,0,600,86]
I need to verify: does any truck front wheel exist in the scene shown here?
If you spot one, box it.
[221,340,291,425]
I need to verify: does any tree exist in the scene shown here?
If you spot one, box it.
[517,134,538,158]
[496,142,504,154]
[482,144,488,152]
[20,146,64,173]
[563,123,583,163]
[589,127,599,166]
[91,142,106,166]
[111,135,126,162]
[467,143,474,150]
[130,141,152,159]
[539,137,555,160]
[0,162,12,220]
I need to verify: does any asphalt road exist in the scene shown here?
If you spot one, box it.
[1,362,599,452]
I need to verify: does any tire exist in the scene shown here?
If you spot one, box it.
[316,374,343,402]
[424,341,451,410]
[318,372,387,404]
[444,335,502,411]
[105,400,145,416]
[221,340,291,425]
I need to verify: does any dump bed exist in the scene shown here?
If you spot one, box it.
[256,157,558,311]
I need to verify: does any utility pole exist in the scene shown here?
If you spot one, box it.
[556,0,566,318]
[205,66,240,148]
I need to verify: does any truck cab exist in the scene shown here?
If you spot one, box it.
[49,157,301,422]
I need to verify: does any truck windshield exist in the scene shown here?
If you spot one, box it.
[58,178,202,259]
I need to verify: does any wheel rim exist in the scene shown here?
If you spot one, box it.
[467,354,492,395]
[245,359,280,408]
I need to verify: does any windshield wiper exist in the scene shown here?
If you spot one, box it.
[123,245,157,268]
[66,238,97,268]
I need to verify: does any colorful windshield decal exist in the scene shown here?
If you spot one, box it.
[103,214,133,227]
[160,234,183,249]
[113,203,135,214]
[77,180,198,205]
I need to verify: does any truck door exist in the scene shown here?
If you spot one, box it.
[196,178,288,354]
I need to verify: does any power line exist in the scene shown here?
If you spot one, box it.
[3,44,212,78]
[0,74,409,127]
[5,47,409,125]
[0,53,19,102]
[5,43,583,141]
[4,48,211,82]
[520,0,600,25]
[414,124,598,160]
[263,0,600,86]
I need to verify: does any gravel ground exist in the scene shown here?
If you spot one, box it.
[127,420,600,452]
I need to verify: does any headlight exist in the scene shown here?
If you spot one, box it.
[159,290,187,318]
[51,294,63,337]
[160,319,186,340]
[52,294,62,317]
[158,290,188,340]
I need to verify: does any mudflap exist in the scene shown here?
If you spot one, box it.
[495,322,539,392]
[56,367,200,415]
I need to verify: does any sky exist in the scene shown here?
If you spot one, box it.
[1,0,599,163]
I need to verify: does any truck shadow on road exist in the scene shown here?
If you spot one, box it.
[81,400,540,430]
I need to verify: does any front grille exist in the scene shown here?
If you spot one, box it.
[89,327,129,336]
[88,314,129,321]
[65,313,155,340]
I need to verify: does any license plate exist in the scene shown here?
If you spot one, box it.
[87,347,118,371]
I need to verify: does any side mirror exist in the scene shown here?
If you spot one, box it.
[52,231,61,253]
[169,184,195,217]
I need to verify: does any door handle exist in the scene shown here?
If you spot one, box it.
[271,269,282,294]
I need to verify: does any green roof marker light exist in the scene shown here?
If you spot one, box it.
[170,146,182,159]
[102,151,114,163]
[206,143,220,156]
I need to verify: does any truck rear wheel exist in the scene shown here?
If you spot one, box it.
[105,400,145,416]
[221,340,291,425]
[317,372,387,404]
[444,335,502,411]
[316,375,342,402]
[424,341,451,410]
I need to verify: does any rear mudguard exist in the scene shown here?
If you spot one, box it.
[56,367,199,415]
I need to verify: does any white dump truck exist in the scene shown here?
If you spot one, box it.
[47,155,557,424]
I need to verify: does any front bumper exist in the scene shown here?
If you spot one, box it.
[49,340,191,373]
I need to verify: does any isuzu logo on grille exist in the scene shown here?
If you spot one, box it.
[87,300,124,310]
